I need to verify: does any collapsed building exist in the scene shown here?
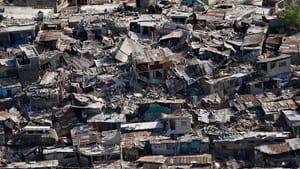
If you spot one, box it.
[0,0,299,168]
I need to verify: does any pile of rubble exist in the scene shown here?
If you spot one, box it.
[0,0,299,168]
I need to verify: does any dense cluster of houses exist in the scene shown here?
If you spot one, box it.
[0,0,299,168]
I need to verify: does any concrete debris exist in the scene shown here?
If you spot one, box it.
[0,0,299,168]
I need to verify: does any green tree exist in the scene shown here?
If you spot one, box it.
[277,3,300,33]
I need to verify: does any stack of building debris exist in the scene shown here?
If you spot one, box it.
[0,0,299,168]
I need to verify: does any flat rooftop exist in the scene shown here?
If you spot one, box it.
[1,6,52,19]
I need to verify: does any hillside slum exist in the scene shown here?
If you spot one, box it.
[0,0,300,168]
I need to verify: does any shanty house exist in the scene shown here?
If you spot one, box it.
[136,48,173,83]
[75,129,121,166]
[12,0,60,8]
[254,138,300,168]
[151,135,209,156]
[257,54,291,78]
[16,44,40,83]
[233,94,261,112]
[71,125,100,146]
[136,155,168,169]
[162,113,192,136]
[121,131,152,161]
[129,15,161,40]
[279,33,300,64]
[159,29,186,51]
[87,113,126,132]
[213,132,290,159]
[201,72,252,97]
[261,99,297,121]
[35,30,62,49]
[165,154,213,168]
[43,147,78,166]
[245,80,264,95]
[136,154,213,169]
[168,11,194,25]
[0,25,36,47]
[9,126,58,146]
[282,110,300,136]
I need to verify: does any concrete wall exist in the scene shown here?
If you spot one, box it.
[17,56,39,83]
[151,142,177,155]
[151,140,209,156]
[202,76,245,97]
[166,118,191,135]
[246,81,264,95]
[259,57,291,77]
[174,118,191,134]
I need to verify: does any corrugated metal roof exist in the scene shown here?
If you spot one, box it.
[137,155,168,164]
[121,131,152,148]
[137,154,212,165]
[255,138,300,155]
[115,37,145,63]
[234,94,261,110]
[261,99,297,113]
[160,29,184,41]
[136,48,173,64]
[166,154,212,165]
[36,30,62,42]
[255,143,290,155]
[279,32,300,54]
[242,33,264,47]
[257,54,290,63]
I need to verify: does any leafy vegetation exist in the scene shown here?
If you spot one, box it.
[277,3,300,32]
